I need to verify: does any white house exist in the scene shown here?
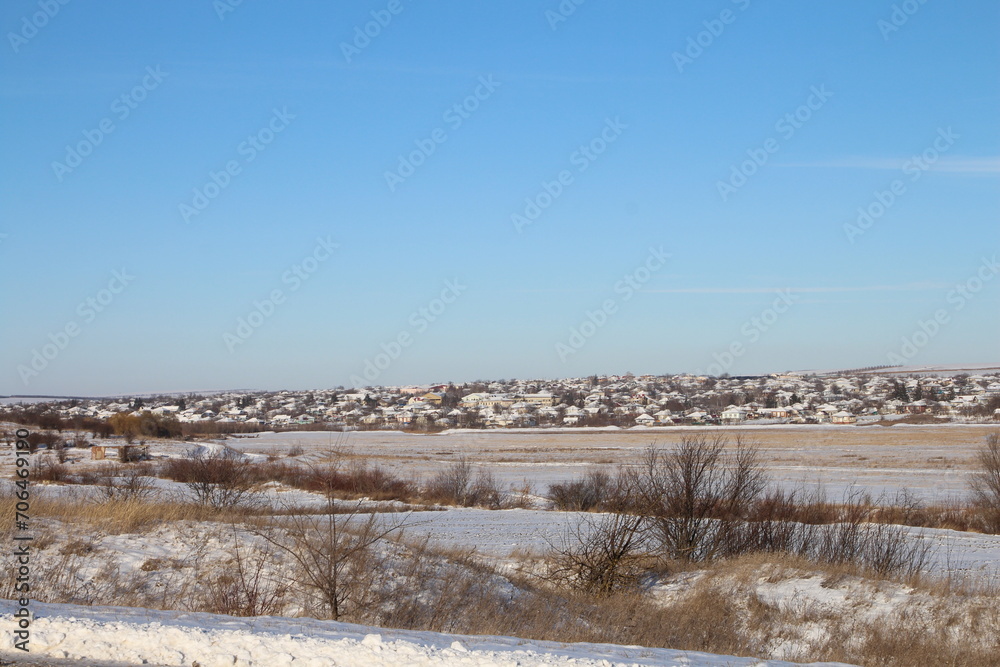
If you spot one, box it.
[831,411,857,424]
[721,406,747,424]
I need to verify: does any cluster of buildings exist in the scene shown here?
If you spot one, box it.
[15,370,1000,432]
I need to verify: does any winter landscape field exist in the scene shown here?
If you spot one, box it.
[4,421,1000,666]
[5,0,1000,664]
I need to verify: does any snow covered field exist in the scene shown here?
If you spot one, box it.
[1,601,852,667]
[3,424,999,665]
[214,424,997,502]
[383,507,1000,582]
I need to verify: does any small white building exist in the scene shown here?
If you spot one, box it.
[721,406,747,424]
[831,411,857,424]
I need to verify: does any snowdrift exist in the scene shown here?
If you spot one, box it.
[0,600,852,666]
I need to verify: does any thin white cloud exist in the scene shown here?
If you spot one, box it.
[645,283,948,294]
[776,156,1000,174]
[504,283,949,295]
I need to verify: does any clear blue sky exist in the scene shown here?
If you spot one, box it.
[2,0,998,395]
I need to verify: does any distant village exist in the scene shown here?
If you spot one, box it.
[5,370,1000,436]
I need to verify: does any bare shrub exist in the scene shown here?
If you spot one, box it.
[548,511,648,596]
[634,435,766,562]
[120,443,147,463]
[31,456,69,482]
[547,438,931,583]
[548,469,614,511]
[426,457,474,505]
[468,469,511,509]
[969,432,1000,532]
[254,454,409,621]
[258,507,405,620]
[162,448,260,510]
[92,464,157,503]
[26,430,59,452]
[297,458,415,501]
[508,479,536,509]
[204,529,285,617]
[425,457,512,508]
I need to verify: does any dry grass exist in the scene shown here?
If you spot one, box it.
[0,491,245,535]
[2,502,997,667]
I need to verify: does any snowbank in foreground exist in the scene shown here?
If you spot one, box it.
[1,601,851,667]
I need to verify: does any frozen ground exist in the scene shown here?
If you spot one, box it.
[389,507,1000,583]
[209,425,998,502]
[0,600,852,667]
[6,424,995,503]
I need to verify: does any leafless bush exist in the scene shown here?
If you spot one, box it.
[120,444,147,463]
[425,457,513,508]
[257,504,405,620]
[92,464,157,503]
[547,511,648,596]
[548,438,932,584]
[204,529,286,617]
[162,449,261,510]
[253,452,409,621]
[507,479,536,509]
[548,469,616,511]
[297,458,416,501]
[31,456,69,482]
[426,457,474,505]
[634,435,767,562]
[969,432,1000,532]
[468,469,510,509]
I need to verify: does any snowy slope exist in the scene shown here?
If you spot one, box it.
[0,600,852,667]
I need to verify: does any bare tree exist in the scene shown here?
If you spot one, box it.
[204,527,286,617]
[426,457,511,508]
[427,457,474,505]
[548,511,648,596]
[92,464,157,503]
[634,435,767,562]
[969,432,1000,532]
[254,453,408,620]
[164,447,261,510]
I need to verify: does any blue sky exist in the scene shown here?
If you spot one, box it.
[2,0,998,395]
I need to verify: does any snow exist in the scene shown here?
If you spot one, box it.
[392,508,1000,581]
[0,600,852,667]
